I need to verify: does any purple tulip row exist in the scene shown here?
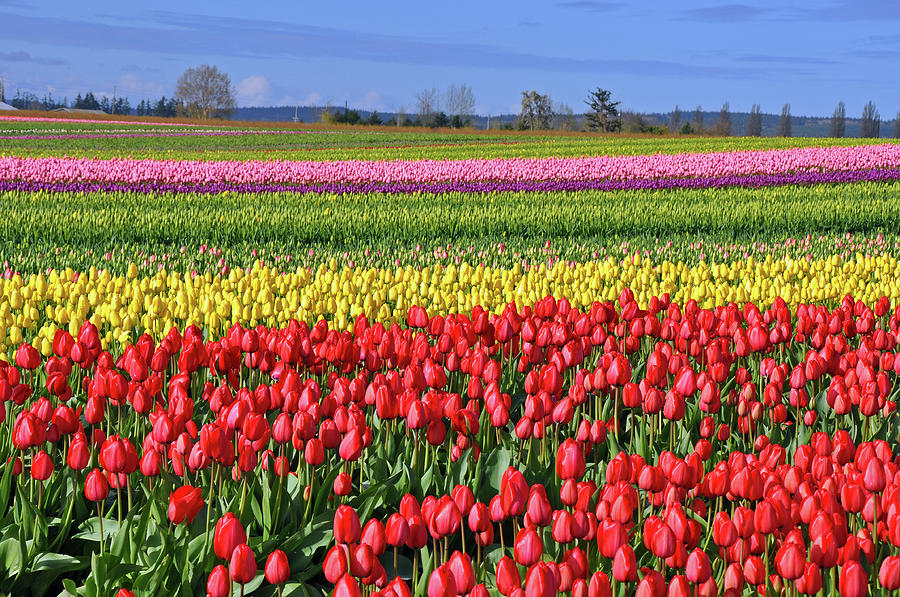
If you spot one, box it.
[1,166,898,197]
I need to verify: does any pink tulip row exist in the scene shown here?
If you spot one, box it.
[1,144,898,186]
[0,115,208,127]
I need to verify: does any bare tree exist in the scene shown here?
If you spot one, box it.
[669,106,682,134]
[553,102,578,131]
[621,111,651,133]
[860,100,881,138]
[776,104,792,137]
[713,102,732,136]
[445,84,476,127]
[415,88,441,127]
[692,106,704,134]
[829,101,846,138]
[745,104,763,136]
[518,90,552,131]
[174,65,236,119]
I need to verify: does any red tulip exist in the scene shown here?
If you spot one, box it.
[30,450,53,481]
[685,548,711,584]
[84,468,109,502]
[496,556,522,596]
[864,458,886,492]
[15,343,40,370]
[427,564,457,597]
[323,545,349,584]
[334,505,361,544]
[524,561,558,597]
[667,575,690,597]
[712,511,737,547]
[67,436,90,470]
[265,549,290,585]
[556,439,586,480]
[361,519,386,556]
[880,556,900,590]
[333,574,362,597]
[514,527,543,567]
[589,571,612,597]
[333,471,352,496]
[448,551,475,594]
[168,485,203,525]
[339,428,365,461]
[775,541,806,581]
[385,513,409,546]
[115,590,135,597]
[612,544,637,582]
[348,544,374,578]
[795,561,822,595]
[649,522,676,559]
[839,560,868,597]
[229,544,257,585]
[207,565,231,597]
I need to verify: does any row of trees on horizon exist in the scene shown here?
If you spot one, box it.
[2,67,898,138]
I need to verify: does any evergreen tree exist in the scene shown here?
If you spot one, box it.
[583,87,621,132]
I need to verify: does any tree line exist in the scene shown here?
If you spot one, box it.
[2,88,181,119]
[4,65,900,137]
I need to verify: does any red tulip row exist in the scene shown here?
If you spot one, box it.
[321,427,900,597]
[3,291,900,595]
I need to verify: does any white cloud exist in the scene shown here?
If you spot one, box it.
[115,73,165,99]
[359,91,381,111]
[236,75,271,106]
[301,91,323,106]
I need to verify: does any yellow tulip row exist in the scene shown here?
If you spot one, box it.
[1,252,897,356]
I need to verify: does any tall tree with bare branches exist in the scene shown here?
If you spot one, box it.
[174,65,236,119]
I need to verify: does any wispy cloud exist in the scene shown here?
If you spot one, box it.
[0,10,758,79]
[518,20,541,28]
[555,1,625,12]
[0,50,66,65]
[675,4,767,22]
[790,0,900,21]
[735,54,840,65]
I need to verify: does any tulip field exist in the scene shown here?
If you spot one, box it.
[4,114,900,597]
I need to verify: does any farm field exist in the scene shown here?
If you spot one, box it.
[2,114,900,597]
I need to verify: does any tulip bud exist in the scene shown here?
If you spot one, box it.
[229,544,257,585]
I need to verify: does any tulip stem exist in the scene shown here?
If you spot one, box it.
[97,502,104,553]
[238,475,248,522]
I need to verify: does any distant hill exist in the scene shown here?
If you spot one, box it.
[233,105,899,138]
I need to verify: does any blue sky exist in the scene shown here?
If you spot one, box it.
[1,0,898,116]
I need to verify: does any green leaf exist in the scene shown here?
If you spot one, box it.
[478,447,510,502]
[62,577,79,596]
[0,459,13,519]
[0,537,20,577]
